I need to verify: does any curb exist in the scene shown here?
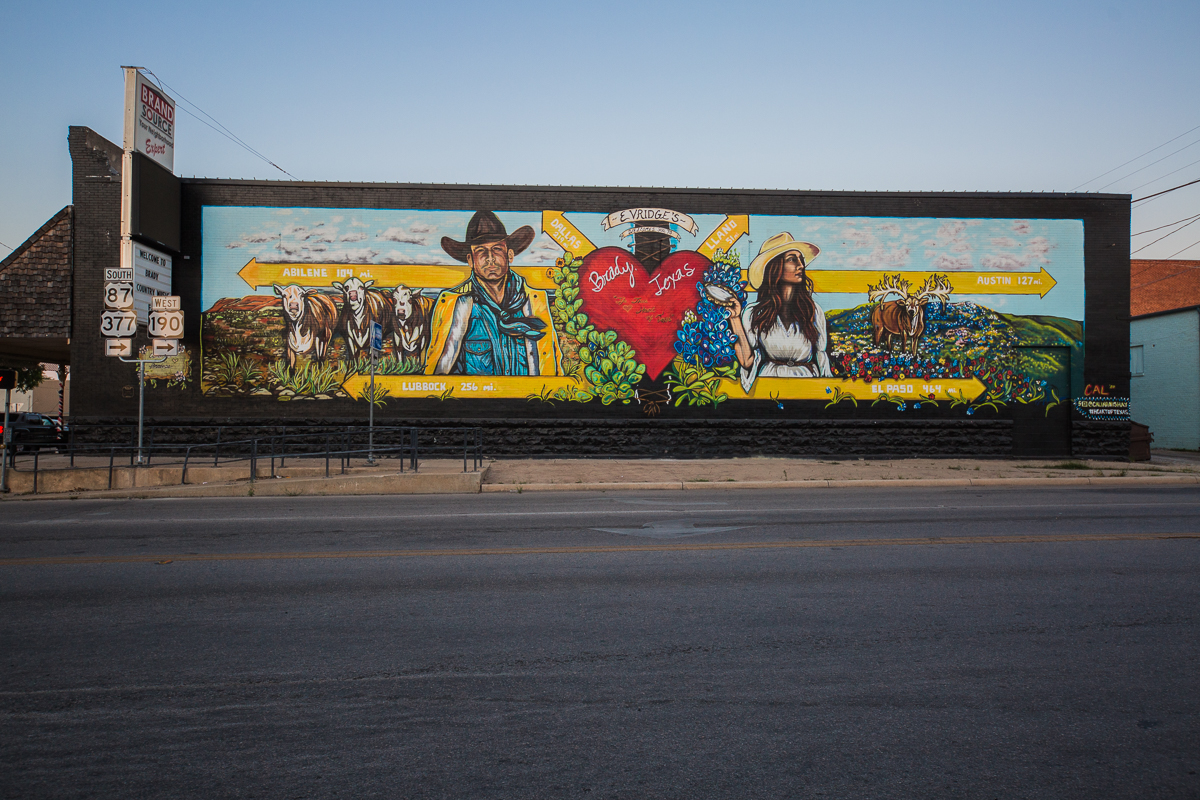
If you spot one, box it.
[481,475,1200,493]
[0,469,484,501]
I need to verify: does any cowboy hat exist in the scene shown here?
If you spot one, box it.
[441,211,535,264]
[747,232,820,290]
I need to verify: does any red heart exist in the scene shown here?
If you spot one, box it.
[578,247,712,380]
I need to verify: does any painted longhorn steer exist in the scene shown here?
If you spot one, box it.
[390,285,430,362]
[868,274,953,356]
[273,284,339,368]
[333,277,391,361]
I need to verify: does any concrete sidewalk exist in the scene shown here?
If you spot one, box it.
[5,451,1200,501]
[480,454,1200,492]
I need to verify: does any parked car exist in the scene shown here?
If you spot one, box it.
[1,413,64,451]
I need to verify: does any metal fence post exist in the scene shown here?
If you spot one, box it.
[108,447,115,489]
[32,449,39,494]
[182,446,190,485]
[250,438,257,483]
[214,427,221,467]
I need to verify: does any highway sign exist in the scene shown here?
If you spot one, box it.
[147,309,184,339]
[370,320,384,354]
[100,310,137,338]
[150,339,180,357]
[104,282,135,310]
[105,338,134,358]
[152,295,181,311]
[104,267,134,282]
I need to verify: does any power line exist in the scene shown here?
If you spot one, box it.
[1097,135,1200,191]
[1131,215,1200,254]
[142,69,298,180]
[1133,213,1200,235]
[1166,237,1200,259]
[0,240,12,253]
[1128,155,1200,194]
[1074,121,1200,190]
[1133,177,1200,204]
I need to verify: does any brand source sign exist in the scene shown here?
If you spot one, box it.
[132,243,173,324]
[124,71,175,172]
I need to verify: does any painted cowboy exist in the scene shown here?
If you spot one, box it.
[425,211,560,376]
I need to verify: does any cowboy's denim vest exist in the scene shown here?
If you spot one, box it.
[453,302,530,376]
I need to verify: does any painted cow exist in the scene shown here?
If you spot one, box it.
[273,284,339,368]
[390,285,431,362]
[332,277,392,361]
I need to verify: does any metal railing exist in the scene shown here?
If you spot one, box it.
[3,426,483,494]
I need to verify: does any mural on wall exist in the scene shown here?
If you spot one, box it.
[200,206,1085,415]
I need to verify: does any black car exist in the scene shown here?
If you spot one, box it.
[2,413,64,451]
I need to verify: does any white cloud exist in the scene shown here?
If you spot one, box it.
[876,222,901,236]
[1026,236,1054,260]
[519,233,565,265]
[322,247,380,263]
[1012,221,1031,235]
[243,233,277,244]
[409,222,435,234]
[980,253,1031,270]
[339,231,367,242]
[379,251,446,265]
[936,221,967,241]
[991,237,1019,248]
[378,226,429,245]
[226,242,243,249]
[849,245,911,268]
[842,229,875,248]
[951,241,972,253]
[929,254,974,270]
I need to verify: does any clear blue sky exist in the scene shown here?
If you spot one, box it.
[2,0,1198,260]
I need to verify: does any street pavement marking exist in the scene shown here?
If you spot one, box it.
[11,500,1200,527]
[2,532,1197,566]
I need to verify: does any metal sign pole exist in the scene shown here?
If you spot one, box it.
[1,387,10,493]
[119,356,165,466]
[368,351,377,466]
[137,360,146,465]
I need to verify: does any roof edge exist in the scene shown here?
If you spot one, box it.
[1132,305,1200,321]
[177,178,1131,200]
[0,206,72,273]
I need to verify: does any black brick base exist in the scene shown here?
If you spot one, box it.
[67,417,1131,460]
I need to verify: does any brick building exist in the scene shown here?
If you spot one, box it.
[0,126,1135,457]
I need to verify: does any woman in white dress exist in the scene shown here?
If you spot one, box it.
[717,232,831,392]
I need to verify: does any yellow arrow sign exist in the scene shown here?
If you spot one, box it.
[236,258,559,292]
[541,211,596,258]
[721,376,988,402]
[698,215,749,258]
[734,267,1057,297]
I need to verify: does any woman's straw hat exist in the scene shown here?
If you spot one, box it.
[747,232,820,290]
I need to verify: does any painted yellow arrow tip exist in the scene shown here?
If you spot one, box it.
[1040,267,1057,297]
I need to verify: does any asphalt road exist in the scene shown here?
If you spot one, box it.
[3,485,1200,799]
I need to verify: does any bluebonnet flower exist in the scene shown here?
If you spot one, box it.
[674,250,747,368]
